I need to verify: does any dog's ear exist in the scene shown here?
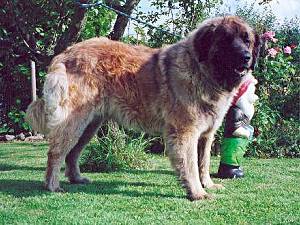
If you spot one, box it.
[194,25,215,62]
[250,32,261,70]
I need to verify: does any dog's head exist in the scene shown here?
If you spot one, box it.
[193,16,261,90]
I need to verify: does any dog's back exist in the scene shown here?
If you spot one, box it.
[26,38,164,134]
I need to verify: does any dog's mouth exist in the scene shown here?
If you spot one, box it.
[234,64,249,77]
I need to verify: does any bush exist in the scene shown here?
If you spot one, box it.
[80,122,152,172]
[250,29,300,158]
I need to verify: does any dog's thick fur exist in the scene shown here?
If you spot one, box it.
[26,16,260,200]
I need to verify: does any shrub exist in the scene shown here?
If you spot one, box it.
[250,30,300,157]
[80,122,152,172]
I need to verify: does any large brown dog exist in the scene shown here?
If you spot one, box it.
[26,16,260,201]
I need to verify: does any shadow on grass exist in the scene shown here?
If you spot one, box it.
[0,179,182,199]
[0,142,48,148]
[0,168,182,199]
[67,180,182,199]
[0,164,174,175]
[0,179,48,198]
[121,169,174,176]
[0,163,45,171]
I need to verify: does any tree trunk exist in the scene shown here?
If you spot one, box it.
[108,0,141,40]
[53,0,88,55]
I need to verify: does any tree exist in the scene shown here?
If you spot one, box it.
[0,0,145,133]
[258,0,274,4]
[54,0,89,56]
[136,0,223,47]
[106,0,141,40]
[0,0,113,133]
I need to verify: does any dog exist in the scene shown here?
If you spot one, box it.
[26,16,260,201]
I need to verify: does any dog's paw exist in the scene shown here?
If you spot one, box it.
[69,176,91,184]
[205,183,225,190]
[187,192,213,201]
[201,177,225,190]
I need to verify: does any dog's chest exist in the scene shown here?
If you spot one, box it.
[203,92,234,130]
[216,94,233,116]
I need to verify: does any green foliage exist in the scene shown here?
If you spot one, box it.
[1,0,77,57]
[276,17,300,64]
[251,117,300,158]
[7,108,31,132]
[80,7,115,40]
[0,0,77,134]
[234,3,277,33]
[258,53,298,117]
[135,0,223,47]
[0,0,113,134]
[145,28,180,48]
[251,39,300,157]
[80,123,151,172]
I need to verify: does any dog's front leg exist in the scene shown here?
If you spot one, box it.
[198,131,224,190]
[165,125,211,201]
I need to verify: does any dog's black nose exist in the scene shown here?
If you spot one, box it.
[243,52,251,63]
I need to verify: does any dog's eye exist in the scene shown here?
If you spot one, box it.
[244,39,250,47]
[242,33,250,47]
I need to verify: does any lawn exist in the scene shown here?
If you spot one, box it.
[0,142,299,225]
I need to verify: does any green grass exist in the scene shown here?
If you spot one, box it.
[0,142,299,225]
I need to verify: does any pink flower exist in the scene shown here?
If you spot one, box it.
[283,46,292,54]
[290,44,297,49]
[268,48,278,58]
[262,31,275,39]
[262,31,278,43]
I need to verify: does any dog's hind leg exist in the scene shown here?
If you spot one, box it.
[198,131,224,190]
[45,110,98,192]
[65,115,103,184]
[165,125,211,201]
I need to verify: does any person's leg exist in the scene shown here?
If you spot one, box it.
[217,137,249,179]
[216,106,252,179]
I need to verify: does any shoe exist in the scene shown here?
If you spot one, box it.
[216,163,244,179]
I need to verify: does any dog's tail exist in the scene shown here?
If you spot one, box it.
[25,63,69,134]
